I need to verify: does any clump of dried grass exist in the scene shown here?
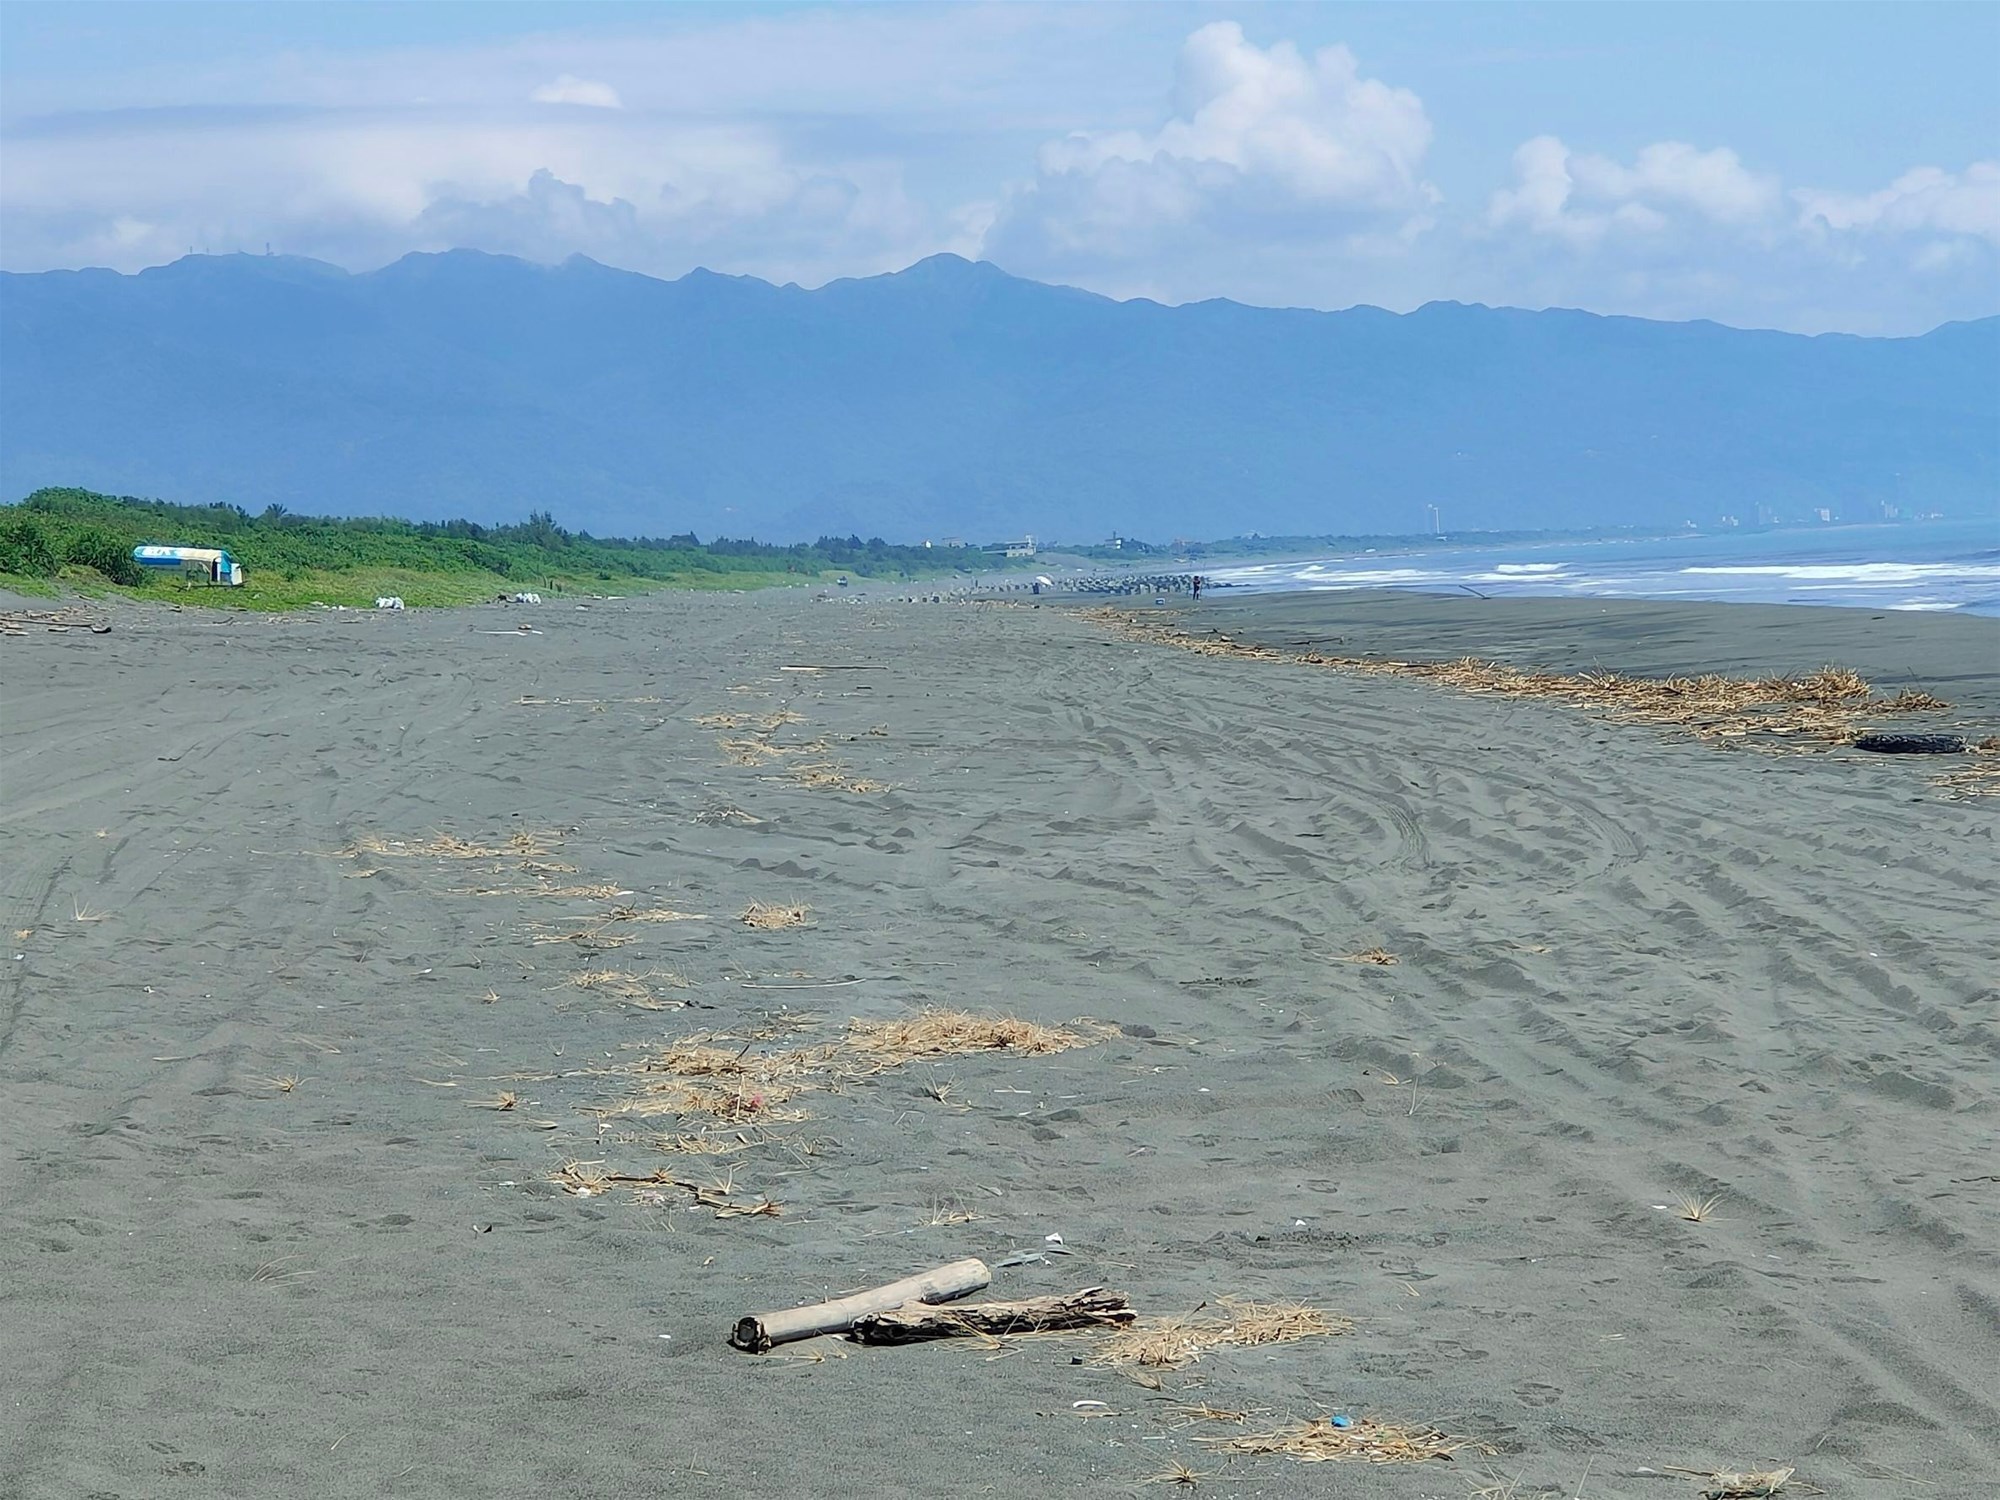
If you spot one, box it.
[789,763,890,793]
[545,1008,1111,1213]
[845,1008,1109,1065]
[528,924,635,948]
[1194,1414,1488,1465]
[1662,1465,1800,1498]
[1871,688,1949,713]
[718,737,793,766]
[620,1080,811,1125]
[1094,1298,1351,1369]
[653,1128,762,1157]
[564,968,692,1007]
[451,881,628,899]
[611,1037,816,1124]
[1672,1188,1724,1223]
[695,805,764,827]
[741,902,811,930]
[1934,755,2000,799]
[601,903,708,924]
[346,829,562,860]
[697,710,805,732]
[549,1159,619,1197]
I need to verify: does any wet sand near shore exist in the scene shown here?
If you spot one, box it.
[3,588,1995,1498]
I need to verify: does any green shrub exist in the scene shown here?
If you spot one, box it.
[63,528,148,585]
[0,514,61,575]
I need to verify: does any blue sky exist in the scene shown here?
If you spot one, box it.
[3,2,1994,333]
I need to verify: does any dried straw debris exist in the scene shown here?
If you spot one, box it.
[344,829,563,860]
[741,902,811,930]
[1934,742,2000,799]
[1093,1298,1351,1369]
[1086,607,1960,751]
[546,1160,782,1218]
[1194,1413,1488,1465]
[601,903,708,924]
[788,763,890,793]
[845,1008,1113,1064]
[695,805,765,826]
[1660,1465,1802,1498]
[600,1008,1107,1129]
[450,881,628,899]
[696,710,806,732]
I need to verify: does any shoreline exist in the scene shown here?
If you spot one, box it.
[5,586,1995,1496]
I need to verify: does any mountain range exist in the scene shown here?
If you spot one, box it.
[2,250,1993,542]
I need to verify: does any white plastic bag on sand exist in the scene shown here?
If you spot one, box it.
[375,596,405,610]
[511,592,542,604]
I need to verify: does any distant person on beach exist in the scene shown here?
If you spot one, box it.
[1191,574,1203,601]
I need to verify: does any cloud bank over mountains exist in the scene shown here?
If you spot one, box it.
[3,10,1994,333]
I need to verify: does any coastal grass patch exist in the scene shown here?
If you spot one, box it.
[6,487,1007,612]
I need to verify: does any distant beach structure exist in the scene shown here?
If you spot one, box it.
[131,544,245,586]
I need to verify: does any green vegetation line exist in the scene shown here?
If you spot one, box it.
[1,487,998,609]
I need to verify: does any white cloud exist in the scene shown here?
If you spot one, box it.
[984,23,1436,277]
[1795,162,2000,247]
[0,4,1992,336]
[529,75,622,109]
[0,108,942,283]
[1488,136,1779,244]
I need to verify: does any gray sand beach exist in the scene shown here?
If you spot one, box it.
[3,586,1996,1498]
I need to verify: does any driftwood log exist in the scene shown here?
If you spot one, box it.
[730,1256,991,1353]
[849,1287,1134,1345]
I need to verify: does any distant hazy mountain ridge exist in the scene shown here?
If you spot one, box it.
[2,250,1992,542]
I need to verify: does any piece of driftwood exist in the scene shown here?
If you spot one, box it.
[1852,732,1964,754]
[730,1256,991,1353]
[849,1287,1134,1345]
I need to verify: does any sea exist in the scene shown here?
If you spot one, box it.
[1204,519,2000,617]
